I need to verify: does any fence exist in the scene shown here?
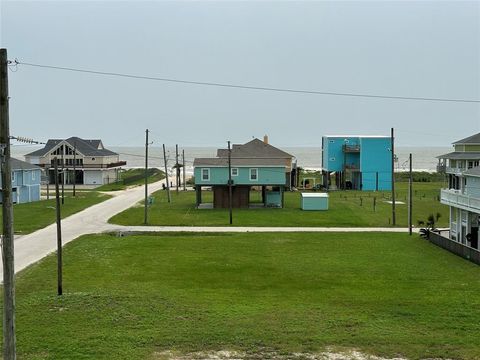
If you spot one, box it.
[428,231,480,265]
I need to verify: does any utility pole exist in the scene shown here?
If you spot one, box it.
[175,144,179,194]
[163,144,171,203]
[144,129,149,225]
[391,127,396,226]
[54,158,63,296]
[73,141,76,197]
[228,141,233,225]
[0,47,17,360]
[408,153,413,235]
[182,149,186,191]
[61,144,65,205]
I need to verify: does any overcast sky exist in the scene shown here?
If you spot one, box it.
[1,0,479,148]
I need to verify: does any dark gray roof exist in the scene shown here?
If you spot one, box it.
[225,138,293,159]
[464,166,480,177]
[194,158,287,167]
[25,137,117,157]
[437,152,480,160]
[453,133,480,145]
[10,158,41,171]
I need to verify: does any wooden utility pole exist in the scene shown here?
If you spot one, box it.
[54,158,63,296]
[391,127,396,226]
[182,149,186,191]
[0,47,17,360]
[163,144,171,203]
[175,144,179,193]
[228,141,233,225]
[144,129,149,225]
[61,144,65,205]
[73,141,76,197]
[408,153,413,235]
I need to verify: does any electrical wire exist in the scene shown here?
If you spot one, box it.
[13,60,480,104]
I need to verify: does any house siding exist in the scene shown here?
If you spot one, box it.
[195,166,286,186]
[466,176,480,198]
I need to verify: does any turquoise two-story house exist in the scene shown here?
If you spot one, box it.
[0,158,42,204]
[193,137,294,208]
[321,135,392,191]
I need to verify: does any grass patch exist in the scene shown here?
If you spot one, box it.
[8,232,480,359]
[95,168,165,191]
[7,191,111,234]
[110,182,447,228]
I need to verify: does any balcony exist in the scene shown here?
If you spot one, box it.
[40,161,127,170]
[445,166,465,175]
[440,189,480,213]
[343,144,360,153]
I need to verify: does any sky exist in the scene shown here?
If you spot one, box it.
[0,0,479,148]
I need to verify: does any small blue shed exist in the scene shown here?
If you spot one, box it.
[301,193,329,211]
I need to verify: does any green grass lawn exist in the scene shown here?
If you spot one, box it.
[95,168,165,191]
[8,191,111,234]
[110,182,447,228]
[8,232,480,359]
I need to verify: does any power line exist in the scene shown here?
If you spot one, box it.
[11,59,480,104]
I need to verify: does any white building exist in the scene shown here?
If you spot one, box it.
[25,137,126,186]
[438,133,480,249]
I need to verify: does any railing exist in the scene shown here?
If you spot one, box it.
[344,164,360,170]
[342,144,360,152]
[436,164,446,173]
[40,161,127,169]
[440,189,480,212]
[428,231,480,266]
[445,166,465,174]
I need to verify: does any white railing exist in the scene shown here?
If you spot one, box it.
[445,166,465,174]
[440,189,480,212]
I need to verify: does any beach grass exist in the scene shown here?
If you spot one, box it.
[110,182,447,228]
[6,191,111,235]
[7,232,480,359]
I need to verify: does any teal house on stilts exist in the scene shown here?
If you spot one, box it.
[193,136,295,208]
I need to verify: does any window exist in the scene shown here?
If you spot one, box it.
[231,168,239,176]
[201,168,210,181]
[11,172,15,182]
[330,157,336,162]
[250,168,258,181]
[329,140,335,143]
[32,171,36,181]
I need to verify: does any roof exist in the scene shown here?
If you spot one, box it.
[10,158,41,171]
[217,138,293,159]
[25,137,118,157]
[324,135,390,139]
[301,193,328,198]
[436,152,480,160]
[193,158,287,167]
[453,133,480,145]
[464,167,480,177]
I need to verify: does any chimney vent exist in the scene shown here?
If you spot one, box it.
[263,135,269,144]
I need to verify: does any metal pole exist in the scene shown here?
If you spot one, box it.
[408,153,413,235]
[54,158,63,296]
[175,144,179,194]
[163,144,171,203]
[391,127,396,226]
[182,149,186,191]
[144,129,149,225]
[0,47,17,360]
[228,141,233,225]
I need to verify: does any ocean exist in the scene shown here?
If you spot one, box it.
[11,145,452,175]
[12,145,451,176]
